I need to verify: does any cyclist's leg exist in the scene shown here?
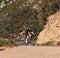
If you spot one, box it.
[25,36,29,44]
[29,35,34,41]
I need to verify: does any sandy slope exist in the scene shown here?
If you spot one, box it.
[37,11,60,45]
[0,46,60,58]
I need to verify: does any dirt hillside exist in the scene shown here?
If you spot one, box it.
[36,11,60,45]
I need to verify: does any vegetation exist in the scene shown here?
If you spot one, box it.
[41,41,53,46]
[0,0,60,46]
[0,6,40,38]
[37,0,60,31]
[0,0,2,3]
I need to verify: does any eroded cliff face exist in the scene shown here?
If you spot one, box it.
[36,11,60,45]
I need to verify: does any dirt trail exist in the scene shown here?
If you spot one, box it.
[0,46,60,58]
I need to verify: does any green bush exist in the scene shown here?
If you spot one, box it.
[41,41,53,46]
[0,6,40,38]
[39,0,60,18]
[0,39,10,46]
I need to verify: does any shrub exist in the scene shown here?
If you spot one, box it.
[0,6,40,39]
[41,41,53,46]
[0,39,10,46]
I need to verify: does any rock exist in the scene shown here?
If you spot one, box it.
[0,1,6,9]
[36,11,60,45]
[6,0,9,2]
[0,47,5,51]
